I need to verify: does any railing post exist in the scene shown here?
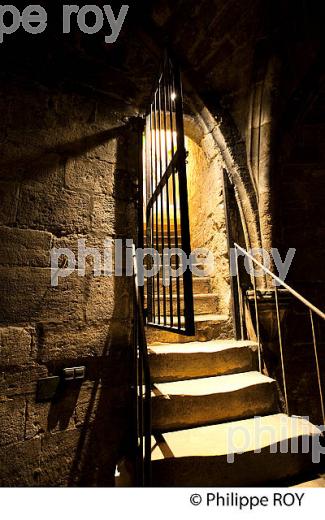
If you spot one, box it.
[132,245,152,487]
[275,285,289,415]
[233,242,325,425]
[310,310,325,425]
[250,257,262,373]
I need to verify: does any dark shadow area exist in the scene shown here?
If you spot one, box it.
[64,123,139,487]
[48,381,83,431]
[0,126,125,178]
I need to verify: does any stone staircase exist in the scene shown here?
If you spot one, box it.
[146,273,322,486]
[145,258,233,343]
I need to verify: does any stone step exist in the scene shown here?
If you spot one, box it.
[151,371,278,431]
[149,340,258,382]
[145,293,218,316]
[146,314,233,344]
[150,258,214,267]
[144,276,212,295]
[189,277,212,293]
[293,475,325,487]
[152,238,182,246]
[151,414,322,486]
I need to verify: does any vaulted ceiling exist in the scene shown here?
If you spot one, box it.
[1,0,323,134]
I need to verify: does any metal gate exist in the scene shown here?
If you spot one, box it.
[144,55,195,335]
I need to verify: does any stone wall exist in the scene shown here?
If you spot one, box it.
[0,75,139,486]
[274,79,325,425]
[186,135,231,315]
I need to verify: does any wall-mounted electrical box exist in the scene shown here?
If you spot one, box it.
[36,366,86,402]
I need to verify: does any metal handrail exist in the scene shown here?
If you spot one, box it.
[133,245,152,486]
[235,243,325,320]
[234,243,325,425]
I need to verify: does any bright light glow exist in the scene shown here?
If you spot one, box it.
[171,92,177,102]
[155,129,177,154]
[143,129,180,223]
[151,129,177,167]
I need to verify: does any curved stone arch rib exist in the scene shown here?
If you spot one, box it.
[182,79,263,258]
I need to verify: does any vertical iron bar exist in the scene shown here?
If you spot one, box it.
[158,82,167,326]
[143,352,152,486]
[133,257,144,485]
[153,94,160,324]
[133,245,151,486]
[150,210,155,323]
[133,288,141,484]
[163,66,174,327]
[310,309,325,425]
[173,60,195,335]
[275,285,289,415]
[149,107,155,324]
[136,119,145,481]
[137,119,145,314]
[138,328,144,484]
[149,108,154,203]
[144,119,151,323]
[167,59,181,330]
[155,202,160,325]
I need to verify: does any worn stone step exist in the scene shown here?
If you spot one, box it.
[146,293,218,316]
[151,371,278,431]
[149,340,258,382]
[151,414,322,486]
[293,475,325,487]
[147,315,233,343]
[150,264,213,278]
[189,277,212,293]
[147,237,182,247]
[146,314,233,344]
[145,276,212,295]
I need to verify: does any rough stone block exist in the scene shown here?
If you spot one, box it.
[21,153,64,187]
[65,158,115,194]
[0,397,25,446]
[86,138,120,165]
[38,429,94,486]
[0,227,52,267]
[16,185,92,235]
[38,402,129,486]
[25,393,77,439]
[0,364,48,398]
[0,438,41,486]
[86,276,115,324]
[25,400,50,440]
[92,196,136,238]
[0,268,86,325]
[86,276,132,324]
[74,381,130,427]
[38,320,133,387]
[0,182,19,226]
[0,326,33,367]
[38,322,113,362]
[74,381,102,426]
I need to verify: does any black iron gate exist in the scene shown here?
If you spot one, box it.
[144,55,195,335]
